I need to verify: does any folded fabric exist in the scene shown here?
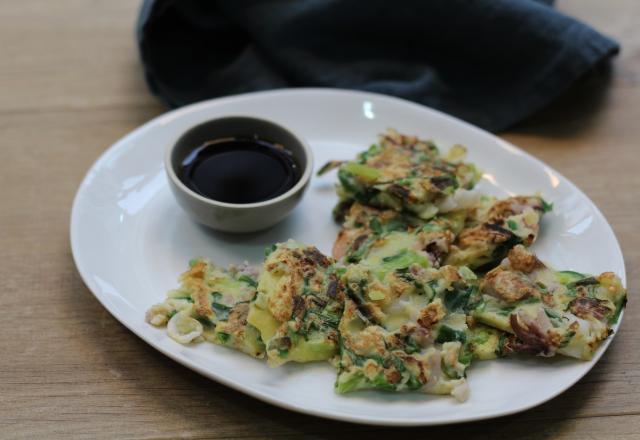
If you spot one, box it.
[136,0,619,132]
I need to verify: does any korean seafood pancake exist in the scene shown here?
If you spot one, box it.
[468,245,627,360]
[145,258,265,358]
[145,127,628,405]
[319,129,481,220]
[247,241,345,366]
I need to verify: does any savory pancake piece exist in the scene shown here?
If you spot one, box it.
[145,259,265,358]
[331,201,426,262]
[468,245,627,360]
[337,291,469,400]
[332,200,469,266]
[320,129,481,220]
[336,303,470,401]
[445,195,549,270]
[335,259,486,400]
[247,241,345,366]
[333,194,546,271]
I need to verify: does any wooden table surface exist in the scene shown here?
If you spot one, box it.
[1,1,638,439]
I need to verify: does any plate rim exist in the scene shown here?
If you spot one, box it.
[70,87,626,426]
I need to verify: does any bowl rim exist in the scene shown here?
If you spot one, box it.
[164,115,314,209]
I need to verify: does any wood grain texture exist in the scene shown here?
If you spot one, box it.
[0,0,637,438]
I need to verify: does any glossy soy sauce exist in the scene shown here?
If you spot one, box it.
[180,137,300,204]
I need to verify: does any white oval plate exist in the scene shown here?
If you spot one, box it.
[71,88,625,426]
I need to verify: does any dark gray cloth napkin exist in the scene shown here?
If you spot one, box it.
[137,0,619,131]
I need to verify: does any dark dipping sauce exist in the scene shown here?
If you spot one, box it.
[180,137,301,204]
